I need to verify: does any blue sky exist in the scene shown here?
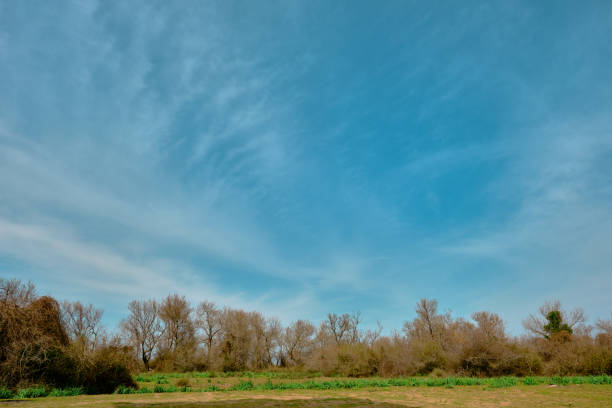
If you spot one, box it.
[1,1,611,335]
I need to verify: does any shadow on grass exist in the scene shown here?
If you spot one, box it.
[114,398,415,408]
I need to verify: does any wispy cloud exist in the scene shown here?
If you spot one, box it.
[1,1,611,334]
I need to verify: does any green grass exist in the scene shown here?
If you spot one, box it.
[47,387,84,397]
[16,387,47,399]
[2,375,611,400]
[0,387,14,399]
[125,374,612,393]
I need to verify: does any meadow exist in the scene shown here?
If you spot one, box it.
[2,372,612,407]
[1,381,611,407]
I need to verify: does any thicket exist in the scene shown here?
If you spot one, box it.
[0,279,136,393]
[1,277,612,396]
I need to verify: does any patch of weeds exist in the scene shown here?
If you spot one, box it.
[489,377,518,388]
[17,387,47,399]
[231,381,255,391]
[115,386,138,394]
[48,387,83,397]
[0,387,14,399]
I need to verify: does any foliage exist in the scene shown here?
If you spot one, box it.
[48,388,84,397]
[16,387,47,399]
[0,387,14,399]
[544,311,573,338]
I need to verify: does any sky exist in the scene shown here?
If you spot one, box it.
[1,0,611,335]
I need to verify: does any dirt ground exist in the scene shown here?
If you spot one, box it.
[2,385,612,408]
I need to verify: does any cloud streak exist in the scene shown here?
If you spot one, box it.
[1,1,611,334]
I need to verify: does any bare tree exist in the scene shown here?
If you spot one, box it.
[416,299,438,339]
[159,294,194,353]
[0,278,36,307]
[363,321,384,345]
[282,320,315,366]
[61,300,103,349]
[596,314,612,336]
[195,300,223,363]
[349,312,362,344]
[121,299,163,371]
[404,299,449,341]
[471,311,505,342]
[220,308,251,371]
[325,313,351,345]
[263,317,282,367]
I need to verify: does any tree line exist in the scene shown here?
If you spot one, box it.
[1,278,611,391]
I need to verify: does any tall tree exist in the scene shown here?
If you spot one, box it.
[121,299,163,371]
[159,294,194,353]
[282,320,315,366]
[61,300,103,349]
[195,300,223,364]
[403,299,451,348]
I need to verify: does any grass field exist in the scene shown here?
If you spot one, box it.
[1,385,611,407]
[1,374,612,407]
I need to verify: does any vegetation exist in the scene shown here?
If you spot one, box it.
[2,373,611,400]
[0,279,136,394]
[1,277,612,399]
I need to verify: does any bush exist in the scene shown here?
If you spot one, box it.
[176,378,191,387]
[114,386,137,395]
[48,387,83,397]
[0,387,14,399]
[0,281,135,394]
[78,346,138,394]
[17,387,47,399]
[85,359,136,394]
[39,346,80,388]
[231,381,254,391]
[429,368,446,378]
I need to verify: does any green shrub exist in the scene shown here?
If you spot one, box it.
[522,377,539,385]
[17,387,47,399]
[0,387,14,399]
[84,358,137,394]
[488,377,518,388]
[114,386,138,394]
[48,387,83,397]
[231,381,254,391]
